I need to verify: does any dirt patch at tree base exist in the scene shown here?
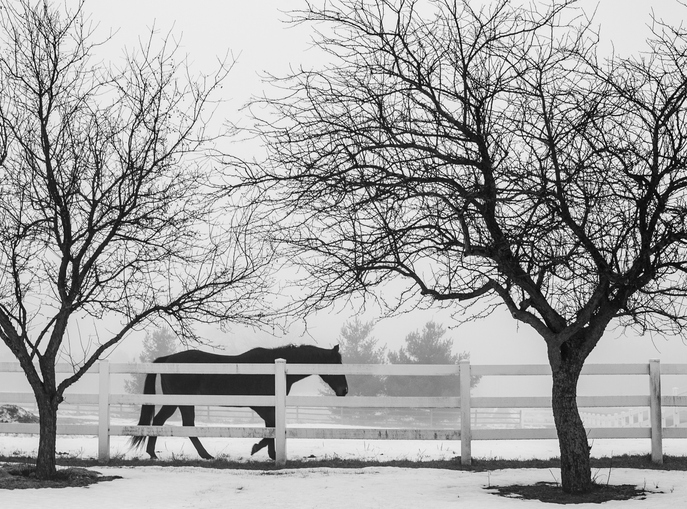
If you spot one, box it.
[0,464,122,489]
[489,481,655,504]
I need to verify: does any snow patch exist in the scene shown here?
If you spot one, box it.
[0,405,39,423]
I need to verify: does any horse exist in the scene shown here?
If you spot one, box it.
[130,344,348,460]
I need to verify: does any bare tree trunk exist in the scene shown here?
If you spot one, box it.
[551,356,592,494]
[34,391,59,480]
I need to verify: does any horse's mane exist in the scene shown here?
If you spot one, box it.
[262,343,339,362]
[270,343,320,354]
[269,343,318,351]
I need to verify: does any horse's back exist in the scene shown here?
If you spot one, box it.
[158,350,237,364]
[156,345,339,365]
[157,349,275,396]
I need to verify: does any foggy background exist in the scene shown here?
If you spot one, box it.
[1,0,686,405]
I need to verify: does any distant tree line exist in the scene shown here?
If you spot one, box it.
[338,319,480,397]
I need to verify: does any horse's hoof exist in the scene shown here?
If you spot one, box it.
[201,454,214,460]
[250,444,260,456]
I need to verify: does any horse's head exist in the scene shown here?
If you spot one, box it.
[320,345,348,397]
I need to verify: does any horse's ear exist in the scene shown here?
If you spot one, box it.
[333,344,340,353]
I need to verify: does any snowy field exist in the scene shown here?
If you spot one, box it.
[2,434,687,508]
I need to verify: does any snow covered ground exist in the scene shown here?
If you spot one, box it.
[2,434,687,507]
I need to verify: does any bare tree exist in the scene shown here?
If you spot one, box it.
[0,1,273,479]
[247,0,687,493]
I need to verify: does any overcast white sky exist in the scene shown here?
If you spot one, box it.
[3,1,687,385]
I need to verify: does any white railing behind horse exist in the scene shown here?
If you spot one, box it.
[2,359,687,466]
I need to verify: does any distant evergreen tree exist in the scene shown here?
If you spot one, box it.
[337,319,386,396]
[385,321,479,396]
[124,327,179,394]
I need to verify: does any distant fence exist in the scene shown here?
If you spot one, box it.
[1,359,687,466]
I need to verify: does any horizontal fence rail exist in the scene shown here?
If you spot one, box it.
[1,359,686,465]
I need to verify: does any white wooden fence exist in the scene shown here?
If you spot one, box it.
[1,359,687,466]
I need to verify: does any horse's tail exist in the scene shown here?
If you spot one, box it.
[129,355,169,450]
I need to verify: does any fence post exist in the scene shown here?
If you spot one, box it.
[459,359,471,465]
[274,359,287,466]
[98,359,110,462]
[649,358,663,464]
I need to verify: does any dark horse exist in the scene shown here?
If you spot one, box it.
[130,344,348,460]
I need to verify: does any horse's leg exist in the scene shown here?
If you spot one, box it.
[249,407,276,460]
[147,405,178,459]
[265,414,276,461]
[250,438,270,455]
[179,405,214,460]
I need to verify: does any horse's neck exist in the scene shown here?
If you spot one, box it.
[280,348,329,392]
[278,349,326,365]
